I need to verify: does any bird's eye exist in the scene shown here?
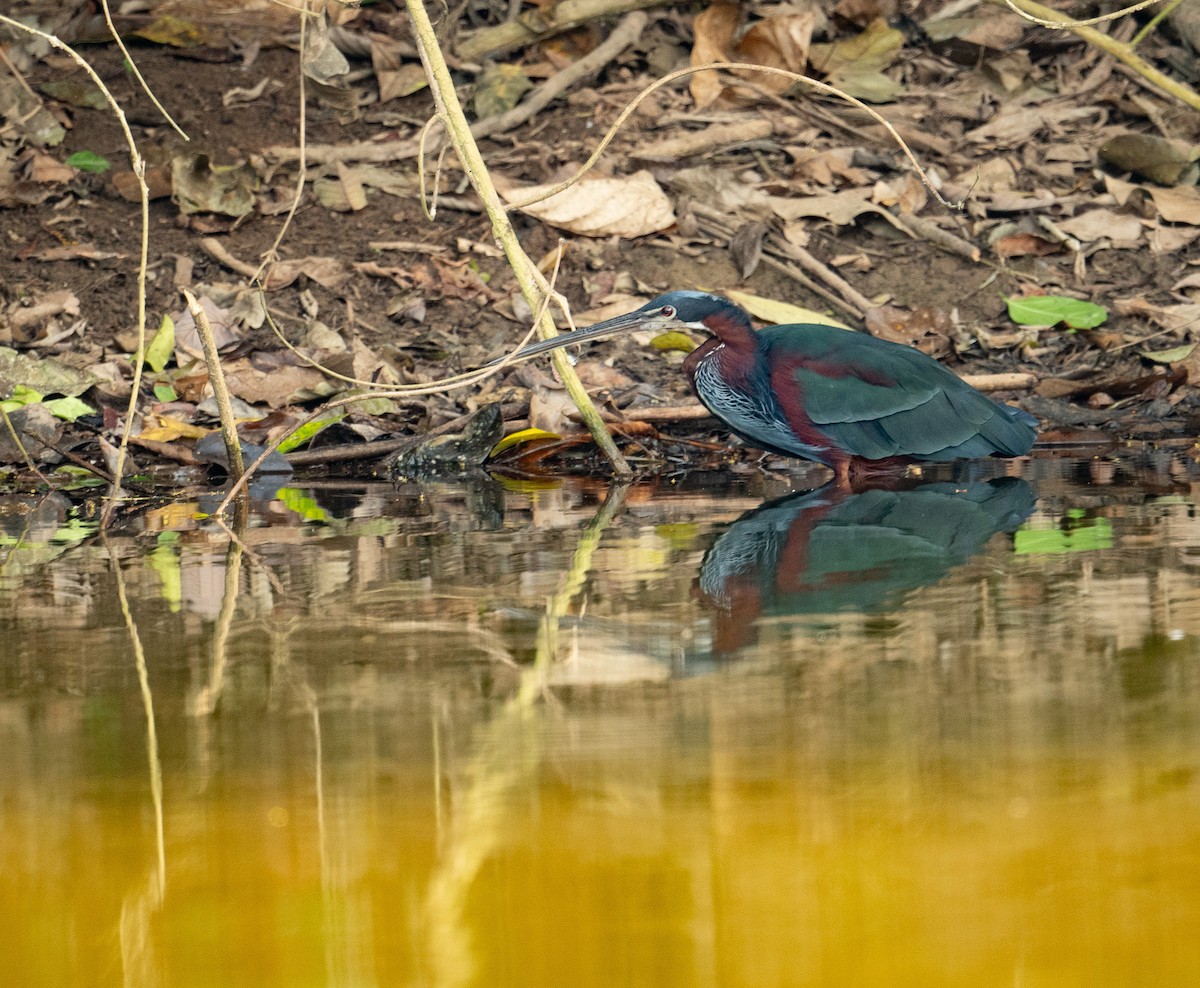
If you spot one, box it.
[661,305,676,318]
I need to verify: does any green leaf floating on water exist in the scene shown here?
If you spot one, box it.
[1006,295,1107,329]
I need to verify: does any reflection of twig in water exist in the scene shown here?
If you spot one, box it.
[422,483,629,988]
[190,537,244,717]
[525,482,630,703]
[105,535,166,985]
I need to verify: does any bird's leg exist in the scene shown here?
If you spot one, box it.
[832,455,853,492]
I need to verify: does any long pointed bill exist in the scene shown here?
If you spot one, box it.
[486,305,680,368]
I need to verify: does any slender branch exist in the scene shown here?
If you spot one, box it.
[404,0,632,475]
[183,289,244,481]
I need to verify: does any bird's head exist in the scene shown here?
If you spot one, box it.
[487,291,752,368]
[636,291,752,334]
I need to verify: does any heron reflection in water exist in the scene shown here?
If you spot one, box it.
[696,478,1036,657]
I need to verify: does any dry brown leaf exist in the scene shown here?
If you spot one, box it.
[1149,226,1200,254]
[834,0,896,27]
[669,165,777,219]
[263,256,353,291]
[769,187,882,225]
[790,147,874,186]
[27,152,73,184]
[173,296,239,363]
[993,232,1059,259]
[529,387,578,434]
[221,357,339,408]
[497,171,675,238]
[31,244,123,262]
[864,305,951,356]
[1144,186,1200,225]
[1113,298,1200,334]
[736,11,815,96]
[689,2,739,108]
[689,4,814,106]
[1056,210,1143,245]
[966,105,1100,145]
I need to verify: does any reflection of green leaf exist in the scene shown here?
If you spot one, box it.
[275,487,330,523]
[66,150,111,174]
[50,514,99,542]
[1006,295,1107,329]
[147,314,175,373]
[278,411,347,453]
[1015,514,1112,554]
[52,465,106,490]
[147,542,182,612]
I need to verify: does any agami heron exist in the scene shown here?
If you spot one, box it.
[503,291,1037,486]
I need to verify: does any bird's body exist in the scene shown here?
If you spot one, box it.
[498,290,1038,486]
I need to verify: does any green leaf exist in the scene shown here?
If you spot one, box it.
[43,396,94,422]
[66,150,111,174]
[1006,295,1107,329]
[277,411,347,454]
[154,383,179,402]
[146,314,175,373]
[0,384,43,412]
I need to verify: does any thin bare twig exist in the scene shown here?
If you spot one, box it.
[183,289,244,481]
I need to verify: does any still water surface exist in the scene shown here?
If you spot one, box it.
[2,458,1199,987]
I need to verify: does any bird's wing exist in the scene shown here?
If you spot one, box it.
[775,333,1033,460]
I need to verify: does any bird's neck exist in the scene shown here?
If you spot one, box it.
[683,328,759,390]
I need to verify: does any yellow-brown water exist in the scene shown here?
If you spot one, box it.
[3,464,1199,986]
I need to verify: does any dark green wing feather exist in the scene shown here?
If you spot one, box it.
[763,326,1036,461]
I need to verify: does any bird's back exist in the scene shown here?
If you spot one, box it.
[756,324,1036,462]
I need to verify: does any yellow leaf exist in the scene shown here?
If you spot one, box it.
[138,415,208,443]
[490,428,561,458]
[722,289,851,329]
[133,15,207,48]
[651,331,698,353]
